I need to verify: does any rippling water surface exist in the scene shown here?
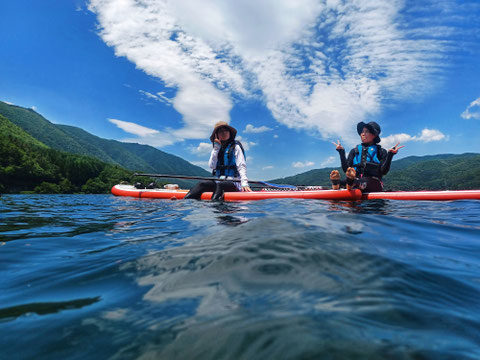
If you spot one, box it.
[1,194,480,359]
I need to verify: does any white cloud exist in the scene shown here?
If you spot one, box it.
[320,156,336,168]
[89,0,464,145]
[243,141,257,151]
[244,124,273,133]
[190,142,213,156]
[235,136,257,151]
[31,106,37,111]
[381,128,448,148]
[416,128,447,142]
[262,165,274,170]
[273,134,279,139]
[109,118,159,137]
[380,133,414,149]
[292,161,315,168]
[109,118,176,147]
[461,97,480,120]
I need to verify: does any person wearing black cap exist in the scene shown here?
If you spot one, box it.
[329,121,404,192]
[184,121,252,200]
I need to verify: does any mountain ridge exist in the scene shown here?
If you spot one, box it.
[0,101,210,177]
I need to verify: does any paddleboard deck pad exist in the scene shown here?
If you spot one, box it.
[112,184,480,201]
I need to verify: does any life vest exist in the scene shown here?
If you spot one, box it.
[352,144,382,178]
[213,140,245,178]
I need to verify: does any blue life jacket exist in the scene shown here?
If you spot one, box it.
[214,141,245,178]
[352,144,382,178]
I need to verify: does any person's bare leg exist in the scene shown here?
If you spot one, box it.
[330,170,341,190]
[346,167,356,190]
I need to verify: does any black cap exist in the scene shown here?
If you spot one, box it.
[357,121,381,144]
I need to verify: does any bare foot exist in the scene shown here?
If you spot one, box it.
[330,170,340,190]
[346,167,356,190]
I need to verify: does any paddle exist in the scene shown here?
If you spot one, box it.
[133,173,298,189]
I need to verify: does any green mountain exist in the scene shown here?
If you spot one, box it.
[0,114,134,194]
[271,153,480,190]
[0,101,210,177]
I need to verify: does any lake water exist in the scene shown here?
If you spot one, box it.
[1,194,480,359]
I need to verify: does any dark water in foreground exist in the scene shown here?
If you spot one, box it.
[1,195,480,359]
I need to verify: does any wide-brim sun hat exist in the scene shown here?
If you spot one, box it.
[357,121,381,144]
[210,121,237,143]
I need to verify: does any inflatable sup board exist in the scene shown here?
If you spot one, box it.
[112,184,480,201]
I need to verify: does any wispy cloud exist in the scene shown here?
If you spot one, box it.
[381,128,448,148]
[109,119,159,137]
[89,0,468,145]
[292,161,315,168]
[244,124,273,133]
[320,156,336,168]
[139,90,173,106]
[109,118,175,147]
[461,97,480,120]
[262,165,274,170]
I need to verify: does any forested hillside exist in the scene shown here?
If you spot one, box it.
[0,101,210,177]
[0,114,137,193]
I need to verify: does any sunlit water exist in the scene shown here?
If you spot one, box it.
[1,194,480,359]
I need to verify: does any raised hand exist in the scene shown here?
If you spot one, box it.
[389,142,405,154]
[332,140,344,150]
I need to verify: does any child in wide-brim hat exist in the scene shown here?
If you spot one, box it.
[210,121,237,143]
[330,121,404,192]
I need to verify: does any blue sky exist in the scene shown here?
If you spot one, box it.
[1,0,480,180]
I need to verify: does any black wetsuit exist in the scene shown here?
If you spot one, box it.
[337,144,395,192]
[184,140,242,201]
[184,180,238,201]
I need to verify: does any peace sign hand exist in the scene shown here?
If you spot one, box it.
[389,142,405,154]
[332,140,344,150]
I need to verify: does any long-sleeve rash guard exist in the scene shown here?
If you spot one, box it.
[209,142,249,189]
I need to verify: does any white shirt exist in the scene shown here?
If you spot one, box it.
[209,142,249,189]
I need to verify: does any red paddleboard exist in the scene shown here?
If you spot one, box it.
[111,184,362,201]
[112,185,480,201]
[362,190,480,201]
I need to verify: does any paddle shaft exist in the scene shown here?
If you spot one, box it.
[133,173,296,188]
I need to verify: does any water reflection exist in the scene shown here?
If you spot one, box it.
[210,201,250,226]
[0,297,101,321]
[327,199,390,215]
[101,210,480,359]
